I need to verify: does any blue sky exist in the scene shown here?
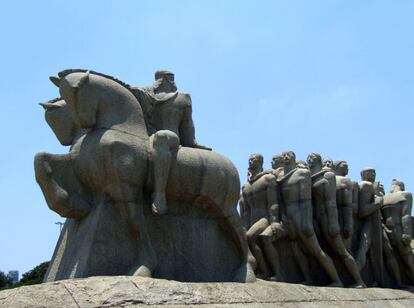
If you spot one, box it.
[0,1,413,275]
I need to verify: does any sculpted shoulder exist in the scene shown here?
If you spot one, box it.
[176,92,192,107]
[359,180,374,194]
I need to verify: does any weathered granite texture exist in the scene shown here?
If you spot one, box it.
[1,276,414,307]
[35,70,252,283]
[241,151,414,289]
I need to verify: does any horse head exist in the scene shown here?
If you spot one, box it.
[40,97,85,146]
[49,70,148,139]
[50,71,96,129]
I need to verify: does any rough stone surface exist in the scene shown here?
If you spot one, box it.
[1,276,414,307]
[36,70,252,283]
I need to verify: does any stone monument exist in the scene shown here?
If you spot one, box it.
[35,69,254,283]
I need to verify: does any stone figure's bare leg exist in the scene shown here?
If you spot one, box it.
[356,222,371,271]
[300,232,343,287]
[226,213,256,282]
[247,218,271,278]
[151,130,180,215]
[259,224,288,281]
[127,190,157,277]
[296,198,343,287]
[382,229,405,287]
[327,233,366,288]
[394,237,414,284]
[290,240,312,284]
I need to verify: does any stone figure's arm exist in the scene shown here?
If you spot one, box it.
[267,177,280,224]
[180,96,212,150]
[401,192,413,245]
[351,182,360,216]
[341,180,354,238]
[358,182,383,219]
[179,95,197,147]
[324,173,340,236]
[239,190,251,229]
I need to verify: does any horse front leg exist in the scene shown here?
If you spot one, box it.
[34,152,91,219]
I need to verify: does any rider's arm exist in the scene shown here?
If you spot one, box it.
[179,95,197,147]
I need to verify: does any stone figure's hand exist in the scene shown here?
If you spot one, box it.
[402,234,412,246]
[328,223,340,238]
[194,143,212,151]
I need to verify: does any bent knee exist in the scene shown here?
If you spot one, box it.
[152,130,180,148]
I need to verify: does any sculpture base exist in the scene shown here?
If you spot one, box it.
[44,196,251,283]
[2,276,414,307]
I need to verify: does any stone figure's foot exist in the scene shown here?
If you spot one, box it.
[132,265,152,278]
[233,262,256,283]
[255,273,267,280]
[349,281,367,289]
[151,193,168,215]
[327,281,344,288]
[267,275,284,282]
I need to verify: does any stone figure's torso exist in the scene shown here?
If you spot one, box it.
[148,92,191,136]
[242,173,276,226]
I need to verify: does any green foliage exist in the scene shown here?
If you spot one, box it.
[0,261,50,290]
[0,272,12,289]
[19,261,50,286]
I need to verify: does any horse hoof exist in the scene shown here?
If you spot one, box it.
[133,265,152,278]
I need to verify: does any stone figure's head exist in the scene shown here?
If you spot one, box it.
[306,153,322,169]
[322,157,333,169]
[271,154,284,170]
[333,160,349,176]
[390,179,405,193]
[154,70,177,92]
[360,167,376,183]
[39,97,81,146]
[281,151,296,167]
[248,154,263,170]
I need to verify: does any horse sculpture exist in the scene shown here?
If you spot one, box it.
[35,70,254,282]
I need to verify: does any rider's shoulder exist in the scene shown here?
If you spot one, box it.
[177,92,192,106]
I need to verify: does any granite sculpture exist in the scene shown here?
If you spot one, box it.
[240,152,414,289]
[35,69,254,283]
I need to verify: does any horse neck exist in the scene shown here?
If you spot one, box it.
[94,82,148,138]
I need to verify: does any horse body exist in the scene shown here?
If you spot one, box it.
[36,70,252,282]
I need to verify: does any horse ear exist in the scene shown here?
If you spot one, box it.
[76,70,90,89]
[49,76,61,87]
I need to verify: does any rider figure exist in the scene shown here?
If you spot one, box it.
[131,70,210,214]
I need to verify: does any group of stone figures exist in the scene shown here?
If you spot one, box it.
[240,151,414,288]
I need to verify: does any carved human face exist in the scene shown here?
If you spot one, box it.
[271,155,284,170]
[248,155,263,170]
[307,154,317,168]
[323,158,333,169]
[338,162,349,176]
[362,169,376,182]
[282,151,295,166]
